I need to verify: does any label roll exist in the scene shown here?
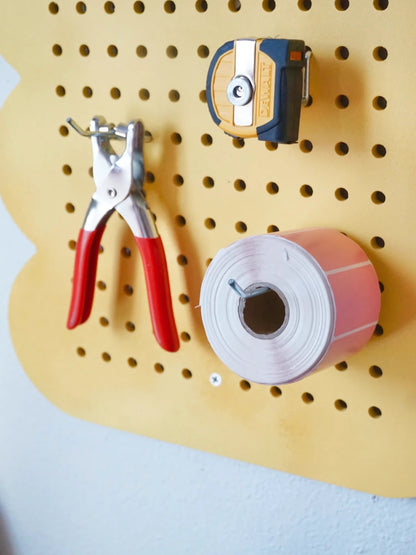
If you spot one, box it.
[200,228,381,385]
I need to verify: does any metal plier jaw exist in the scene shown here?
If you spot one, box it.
[67,116,180,353]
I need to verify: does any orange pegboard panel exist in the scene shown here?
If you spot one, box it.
[1,0,415,497]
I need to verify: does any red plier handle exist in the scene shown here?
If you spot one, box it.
[66,116,179,353]
[67,227,179,352]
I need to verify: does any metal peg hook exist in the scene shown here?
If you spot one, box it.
[301,49,312,106]
[228,279,270,300]
[66,117,153,142]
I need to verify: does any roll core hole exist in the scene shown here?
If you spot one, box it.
[239,285,287,338]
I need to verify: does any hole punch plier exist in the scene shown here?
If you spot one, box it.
[66,115,180,352]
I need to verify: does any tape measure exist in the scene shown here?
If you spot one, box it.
[206,38,311,144]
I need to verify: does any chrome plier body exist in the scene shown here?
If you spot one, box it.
[67,116,179,352]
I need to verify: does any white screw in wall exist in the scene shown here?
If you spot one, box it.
[209,373,222,387]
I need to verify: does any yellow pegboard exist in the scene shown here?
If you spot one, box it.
[1,0,415,497]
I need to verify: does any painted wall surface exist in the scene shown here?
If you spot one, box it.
[0,196,416,554]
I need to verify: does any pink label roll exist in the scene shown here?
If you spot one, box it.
[200,228,381,385]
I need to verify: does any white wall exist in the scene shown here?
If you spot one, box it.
[1,196,416,555]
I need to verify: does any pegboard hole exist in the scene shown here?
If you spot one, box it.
[76,347,86,357]
[371,190,386,204]
[179,293,189,304]
[171,132,182,145]
[168,89,180,102]
[335,46,349,60]
[102,352,111,362]
[270,386,282,397]
[298,0,312,10]
[65,202,75,213]
[99,317,109,327]
[125,321,135,332]
[127,357,137,368]
[101,1,114,13]
[335,361,348,371]
[195,0,208,12]
[133,1,144,13]
[240,380,251,391]
[175,215,186,227]
[197,45,210,58]
[146,171,155,183]
[265,141,278,151]
[76,2,87,14]
[203,176,214,188]
[373,46,388,61]
[335,399,348,411]
[371,236,385,249]
[62,164,72,175]
[299,139,313,153]
[302,392,314,404]
[59,125,69,136]
[154,363,164,373]
[182,369,192,379]
[121,246,131,258]
[267,225,279,233]
[266,181,279,195]
[177,254,188,266]
[373,0,388,9]
[181,332,191,342]
[166,45,178,58]
[199,90,207,103]
[97,281,106,290]
[107,44,118,57]
[204,218,216,230]
[232,137,245,148]
[262,0,276,11]
[82,86,93,98]
[372,144,386,158]
[369,365,383,378]
[201,133,213,146]
[374,324,384,336]
[173,174,184,186]
[110,87,121,99]
[235,221,247,233]
[55,85,66,97]
[373,96,387,110]
[123,284,134,295]
[136,45,147,57]
[335,187,349,201]
[335,142,349,155]
[164,1,176,13]
[79,44,90,56]
[369,406,382,418]
[334,0,349,10]
[304,94,313,107]
[139,89,150,100]
[234,179,246,191]
[48,2,59,14]
[336,94,349,109]
[379,281,385,293]
[68,240,76,250]
[300,184,313,197]
[52,44,62,56]
[228,0,241,11]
